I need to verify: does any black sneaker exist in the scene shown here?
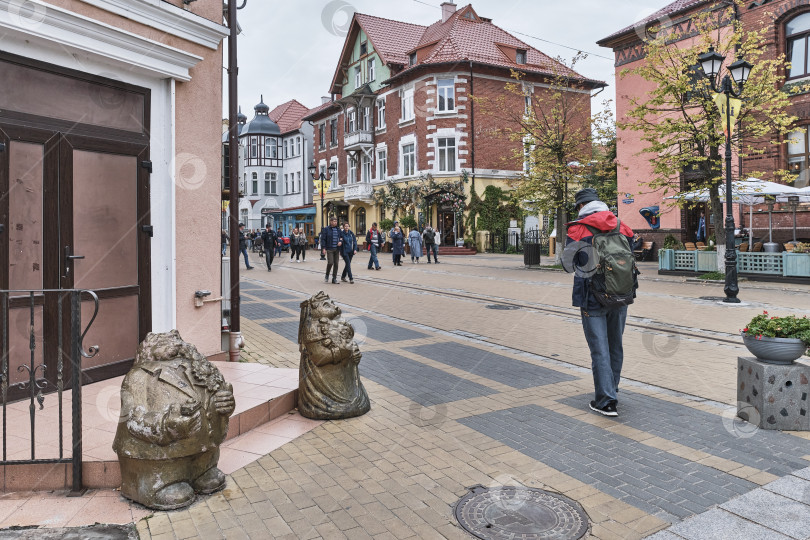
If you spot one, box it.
[589,400,618,417]
[332,279,339,284]
[324,276,329,283]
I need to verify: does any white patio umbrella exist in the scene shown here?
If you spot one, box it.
[666,178,802,246]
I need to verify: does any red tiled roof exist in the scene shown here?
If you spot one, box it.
[597,0,711,46]
[268,99,312,134]
[354,13,427,66]
[301,100,339,122]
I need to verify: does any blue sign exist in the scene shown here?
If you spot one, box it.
[622,198,634,204]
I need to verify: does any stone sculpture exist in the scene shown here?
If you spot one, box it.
[298,291,370,419]
[113,330,235,510]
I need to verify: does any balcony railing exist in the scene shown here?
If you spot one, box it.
[344,129,373,150]
[344,183,374,202]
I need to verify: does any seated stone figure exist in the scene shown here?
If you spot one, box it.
[113,330,235,510]
[298,292,370,420]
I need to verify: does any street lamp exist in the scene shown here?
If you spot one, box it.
[697,46,753,303]
[308,161,336,260]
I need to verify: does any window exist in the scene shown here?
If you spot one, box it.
[355,65,362,88]
[250,137,257,158]
[787,13,810,79]
[409,52,417,66]
[402,143,415,176]
[377,148,387,180]
[437,138,456,172]
[296,136,301,155]
[401,88,414,122]
[362,155,371,182]
[437,79,455,112]
[348,109,356,132]
[348,157,357,183]
[251,173,258,195]
[788,126,810,187]
[269,138,278,158]
[297,171,301,192]
[284,174,288,193]
[264,138,272,158]
[516,49,527,65]
[270,173,277,194]
[264,179,271,194]
[362,107,370,130]
[318,124,325,150]
[283,140,288,158]
[356,208,366,233]
[330,119,337,146]
[360,42,367,55]
[376,98,386,129]
[368,58,375,81]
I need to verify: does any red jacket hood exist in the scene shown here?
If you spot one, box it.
[567,211,634,242]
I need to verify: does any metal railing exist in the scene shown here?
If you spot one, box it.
[486,228,549,256]
[0,289,99,495]
[659,250,810,277]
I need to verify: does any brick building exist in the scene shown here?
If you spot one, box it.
[599,0,810,248]
[303,1,603,245]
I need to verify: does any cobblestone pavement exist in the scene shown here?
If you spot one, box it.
[136,255,810,539]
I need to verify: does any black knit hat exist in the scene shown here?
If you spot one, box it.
[574,188,599,208]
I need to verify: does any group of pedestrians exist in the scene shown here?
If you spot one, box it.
[386,221,440,266]
[236,222,309,271]
[319,216,358,284]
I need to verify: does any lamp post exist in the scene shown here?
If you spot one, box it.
[308,162,336,260]
[697,46,752,303]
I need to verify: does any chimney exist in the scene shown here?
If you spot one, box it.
[321,96,331,105]
[441,1,456,23]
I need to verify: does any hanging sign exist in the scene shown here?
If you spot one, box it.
[713,94,742,137]
[622,193,634,204]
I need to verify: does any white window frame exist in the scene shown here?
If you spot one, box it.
[348,108,356,132]
[362,107,370,131]
[297,171,301,192]
[251,176,258,195]
[329,158,339,189]
[270,172,277,194]
[437,137,456,172]
[296,136,301,155]
[361,155,371,182]
[401,88,414,122]
[318,124,325,150]
[284,140,288,158]
[437,79,455,113]
[376,98,386,129]
[516,49,527,64]
[402,142,415,176]
[377,148,387,180]
[355,65,362,88]
[330,118,338,146]
[250,137,257,158]
[348,156,358,183]
[368,58,375,81]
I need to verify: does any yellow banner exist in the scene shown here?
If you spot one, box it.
[713,94,742,137]
[315,178,331,195]
[221,201,229,212]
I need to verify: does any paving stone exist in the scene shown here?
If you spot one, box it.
[560,392,810,476]
[405,341,578,389]
[258,319,300,342]
[720,489,810,539]
[458,404,757,522]
[669,507,792,540]
[348,315,427,342]
[362,350,497,405]
[762,474,810,503]
[242,288,297,301]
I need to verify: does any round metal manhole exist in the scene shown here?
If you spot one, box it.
[485,304,520,310]
[454,485,589,540]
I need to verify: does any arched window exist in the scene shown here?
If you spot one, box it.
[356,208,366,233]
[787,12,810,78]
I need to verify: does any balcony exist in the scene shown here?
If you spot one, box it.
[344,182,374,202]
[344,129,374,152]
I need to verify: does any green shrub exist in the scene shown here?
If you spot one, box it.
[698,271,724,280]
[400,215,417,229]
[662,234,683,250]
[379,218,394,232]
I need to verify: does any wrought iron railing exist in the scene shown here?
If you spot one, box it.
[0,289,99,495]
[487,228,549,256]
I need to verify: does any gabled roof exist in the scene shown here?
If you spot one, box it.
[301,100,340,122]
[597,0,711,47]
[329,4,601,93]
[268,99,312,134]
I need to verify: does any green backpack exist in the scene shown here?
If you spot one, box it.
[584,220,637,308]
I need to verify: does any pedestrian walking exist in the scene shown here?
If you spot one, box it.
[294,229,307,262]
[565,188,637,417]
[261,224,277,272]
[366,222,383,270]
[422,224,439,263]
[389,221,399,264]
[275,230,284,257]
[390,226,405,266]
[319,216,343,284]
[290,228,299,261]
[221,229,228,257]
[408,228,423,263]
[238,223,254,270]
[340,223,358,283]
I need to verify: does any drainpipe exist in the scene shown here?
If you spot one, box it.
[469,61,476,191]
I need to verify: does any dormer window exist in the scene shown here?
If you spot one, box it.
[409,52,417,66]
[360,42,367,56]
[516,49,527,65]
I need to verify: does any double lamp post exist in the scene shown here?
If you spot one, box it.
[696,46,753,303]
[308,162,336,260]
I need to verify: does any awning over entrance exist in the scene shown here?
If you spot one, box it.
[282,207,316,215]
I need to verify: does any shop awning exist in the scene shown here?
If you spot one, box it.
[282,207,316,215]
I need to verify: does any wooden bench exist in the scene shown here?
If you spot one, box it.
[634,241,655,261]
[684,242,697,251]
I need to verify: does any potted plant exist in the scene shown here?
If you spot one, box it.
[741,311,810,364]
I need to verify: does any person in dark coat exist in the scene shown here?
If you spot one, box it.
[422,224,439,263]
[366,222,383,270]
[261,224,277,272]
[339,223,358,283]
[390,226,405,266]
[319,216,343,283]
[238,224,254,270]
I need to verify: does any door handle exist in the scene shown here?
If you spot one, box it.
[63,246,85,279]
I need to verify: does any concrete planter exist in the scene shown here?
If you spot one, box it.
[742,333,807,364]
[784,252,810,277]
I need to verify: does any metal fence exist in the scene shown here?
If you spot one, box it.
[1,289,99,494]
[486,228,549,260]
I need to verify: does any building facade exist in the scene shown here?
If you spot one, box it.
[599,0,810,247]
[0,0,228,389]
[304,2,603,244]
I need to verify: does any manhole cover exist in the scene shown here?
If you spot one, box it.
[454,485,589,540]
[699,296,727,301]
[485,304,519,310]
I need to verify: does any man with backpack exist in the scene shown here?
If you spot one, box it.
[422,224,439,263]
[565,188,637,417]
[261,224,278,272]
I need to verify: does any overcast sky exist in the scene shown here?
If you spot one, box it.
[225,0,667,119]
